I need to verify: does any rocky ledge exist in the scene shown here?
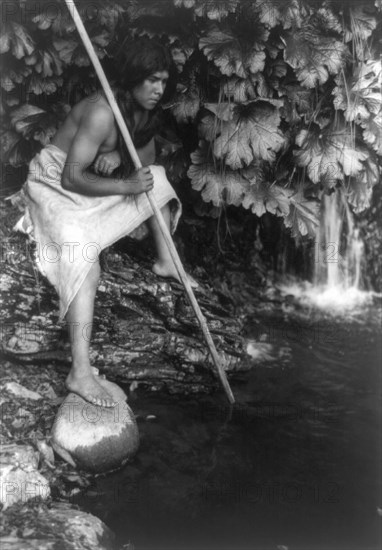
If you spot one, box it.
[0,201,249,395]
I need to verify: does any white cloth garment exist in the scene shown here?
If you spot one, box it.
[12,144,181,319]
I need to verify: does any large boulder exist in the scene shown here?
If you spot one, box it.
[51,379,139,473]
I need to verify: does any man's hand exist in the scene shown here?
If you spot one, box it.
[93,150,121,175]
[126,167,154,194]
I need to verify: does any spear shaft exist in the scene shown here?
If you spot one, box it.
[64,0,235,404]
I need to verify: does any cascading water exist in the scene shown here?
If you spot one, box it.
[280,188,373,311]
[314,190,364,291]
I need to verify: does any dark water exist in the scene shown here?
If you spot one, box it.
[75,300,382,550]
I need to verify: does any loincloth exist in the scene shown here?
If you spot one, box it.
[12,144,182,319]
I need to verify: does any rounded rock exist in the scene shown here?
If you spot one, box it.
[51,379,139,473]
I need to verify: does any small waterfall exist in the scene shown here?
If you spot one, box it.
[279,188,373,311]
[314,190,364,291]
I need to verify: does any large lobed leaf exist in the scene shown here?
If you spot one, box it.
[201,100,286,169]
[28,75,63,96]
[187,141,250,206]
[294,123,370,186]
[33,1,124,32]
[282,0,311,29]
[194,0,239,21]
[222,77,257,103]
[222,66,285,103]
[85,1,126,30]
[174,0,239,20]
[25,47,63,77]
[241,179,292,218]
[284,192,320,237]
[174,0,196,7]
[284,26,348,88]
[344,6,377,42]
[53,33,109,66]
[187,141,303,224]
[346,156,380,213]
[0,22,34,59]
[199,26,268,78]
[249,0,282,29]
[0,64,32,92]
[361,113,382,155]
[313,6,343,34]
[170,45,194,73]
[248,0,310,30]
[170,90,201,123]
[10,104,61,145]
[278,84,313,123]
[32,8,76,33]
[333,60,382,122]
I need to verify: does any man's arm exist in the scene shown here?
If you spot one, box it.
[61,107,153,197]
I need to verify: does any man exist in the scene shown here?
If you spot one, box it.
[15,40,195,408]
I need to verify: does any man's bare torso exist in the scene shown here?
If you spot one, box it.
[52,93,153,165]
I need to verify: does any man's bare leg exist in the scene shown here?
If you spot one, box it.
[65,261,115,407]
[149,202,198,288]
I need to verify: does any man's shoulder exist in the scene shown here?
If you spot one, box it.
[75,93,114,127]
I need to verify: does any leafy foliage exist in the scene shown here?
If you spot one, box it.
[201,100,286,168]
[1,0,381,239]
[333,60,381,121]
[284,193,321,237]
[361,112,382,154]
[199,26,267,78]
[187,140,266,207]
[171,90,201,123]
[283,27,347,88]
[0,22,35,58]
[294,122,369,183]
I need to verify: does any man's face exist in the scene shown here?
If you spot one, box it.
[132,70,169,110]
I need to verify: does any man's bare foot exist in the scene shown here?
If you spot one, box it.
[91,366,106,380]
[66,372,116,408]
[97,376,128,402]
[152,261,199,288]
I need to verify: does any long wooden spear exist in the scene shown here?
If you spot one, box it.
[64,0,235,404]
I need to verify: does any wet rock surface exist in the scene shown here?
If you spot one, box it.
[0,501,116,550]
[0,202,248,395]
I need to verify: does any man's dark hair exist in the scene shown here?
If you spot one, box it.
[118,38,173,91]
[110,39,174,178]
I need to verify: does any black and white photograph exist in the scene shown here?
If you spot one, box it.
[0,0,381,549]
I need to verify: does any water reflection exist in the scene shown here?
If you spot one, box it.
[75,300,381,550]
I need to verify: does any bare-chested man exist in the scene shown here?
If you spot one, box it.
[16,40,195,408]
